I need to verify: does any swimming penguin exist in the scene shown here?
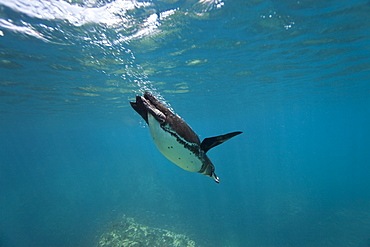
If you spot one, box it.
[130,92,242,183]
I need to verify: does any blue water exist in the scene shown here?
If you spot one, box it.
[1,0,370,246]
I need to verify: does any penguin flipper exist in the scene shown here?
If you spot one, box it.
[200,131,242,153]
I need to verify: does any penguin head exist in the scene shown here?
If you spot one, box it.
[200,155,219,183]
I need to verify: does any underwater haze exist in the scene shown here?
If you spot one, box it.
[1,0,370,246]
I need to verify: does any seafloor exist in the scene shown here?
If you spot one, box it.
[98,215,196,247]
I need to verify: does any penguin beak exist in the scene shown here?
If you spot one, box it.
[212,173,220,183]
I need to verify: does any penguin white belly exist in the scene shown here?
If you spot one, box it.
[147,114,202,173]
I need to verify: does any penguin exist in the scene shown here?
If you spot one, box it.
[130,92,242,183]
